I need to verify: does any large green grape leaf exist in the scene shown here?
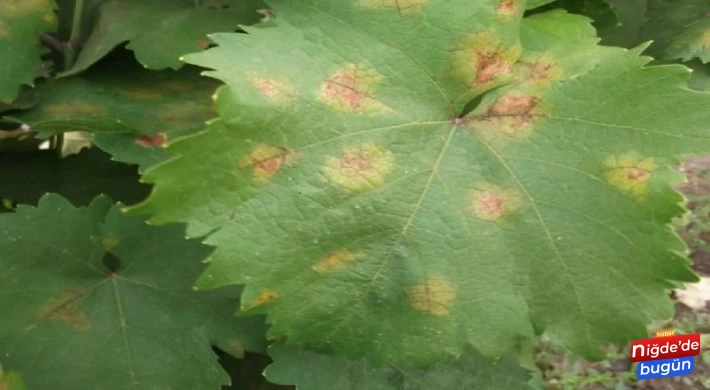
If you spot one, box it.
[60,0,266,76]
[5,54,219,170]
[0,194,268,390]
[131,2,708,365]
[265,345,534,389]
[0,0,57,103]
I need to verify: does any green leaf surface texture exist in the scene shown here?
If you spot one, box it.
[0,0,57,103]
[131,1,709,365]
[62,0,266,76]
[0,194,268,390]
[265,345,534,389]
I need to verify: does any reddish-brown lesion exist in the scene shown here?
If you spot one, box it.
[496,0,517,15]
[323,72,365,110]
[252,152,286,176]
[475,52,508,84]
[475,192,507,221]
[340,151,372,174]
[135,133,167,148]
[625,167,650,181]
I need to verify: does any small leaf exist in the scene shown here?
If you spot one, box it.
[0,0,57,103]
[0,194,268,390]
[5,54,220,171]
[265,345,534,390]
[61,0,266,76]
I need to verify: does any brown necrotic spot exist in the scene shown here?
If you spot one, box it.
[495,0,519,21]
[469,93,541,141]
[320,64,387,114]
[322,143,394,192]
[29,289,91,331]
[602,152,657,199]
[313,249,358,273]
[469,184,521,222]
[407,276,457,317]
[516,54,562,85]
[196,40,210,50]
[358,0,427,15]
[451,32,521,90]
[135,133,166,148]
[239,144,291,183]
[241,289,278,311]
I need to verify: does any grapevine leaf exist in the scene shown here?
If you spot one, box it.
[0,147,150,211]
[60,0,266,76]
[5,55,219,170]
[0,0,57,103]
[131,3,707,365]
[265,345,534,390]
[596,0,647,49]
[0,194,268,390]
[663,18,710,63]
[599,0,709,62]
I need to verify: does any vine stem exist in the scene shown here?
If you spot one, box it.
[63,0,84,71]
[56,0,85,157]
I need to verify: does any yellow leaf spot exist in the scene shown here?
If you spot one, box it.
[30,289,91,331]
[407,276,457,317]
[117,86,162,100]
[602,152,657,199]
[248,75,293,104]
[469,184,522,222]
[322,143,395,192]
[358,0,427,15]
[102,232,120,252]
[313,249,358,273]
[41,100,106,117]
[701,29,710,49]
[320,64,388,114]
[241,289,278,311]
[451,32,521,92]
[0,21,9,38]
[239,144,290,183]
